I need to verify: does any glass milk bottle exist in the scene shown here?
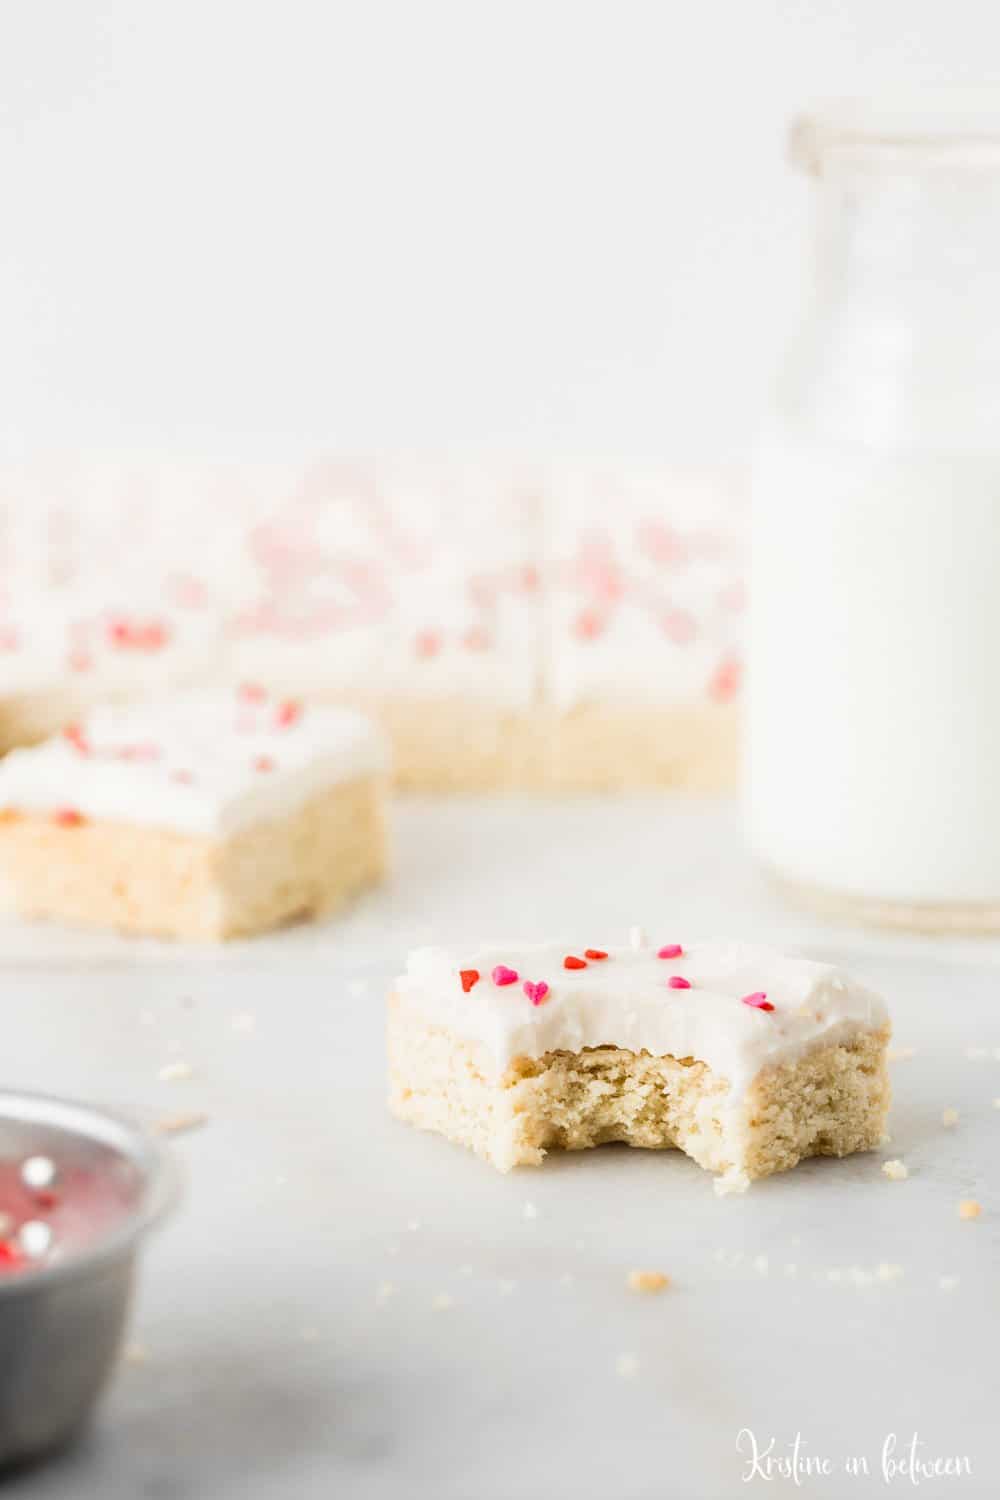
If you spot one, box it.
[747,97,1000,931]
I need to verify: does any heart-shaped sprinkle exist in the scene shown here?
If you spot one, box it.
[742,992,774,1012]
[459,969,480,994]
[523,980,550,1006]
[492,965,519,986]
[657,944,683,959]
[667,976,691,990]
[53,807,85,828]
[564,956,587,970]
[584,949,608,960]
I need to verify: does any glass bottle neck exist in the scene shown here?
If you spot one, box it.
[781,154,1000,452]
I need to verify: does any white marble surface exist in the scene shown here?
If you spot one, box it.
[2,799,999,1499]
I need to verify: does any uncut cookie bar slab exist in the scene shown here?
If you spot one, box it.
[0,688,388,940]
[388,937,890,1191]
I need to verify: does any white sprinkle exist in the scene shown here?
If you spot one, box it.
[942,1108,959,1128]
[966,1046,988,1060]
[615,1353,640,1380]
[155,1111,208,1137]
[386,1243,400,1257]
[628,926,646,951]
[375,1281,396,1306]
[882,1159,908,1181]
[406,1218,421,1232]
[939,1275,960,1292]
[522,1201,538,1221]
[158,1061,195,1083]
[753,1254,769,1275]
[18,1220,52,1258]
[230,1012,256,1033]
[431,1293,454,1311]
[830,977,847,993]
[20,1156,57,1192]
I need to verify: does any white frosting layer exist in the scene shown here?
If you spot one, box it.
[544,463,745,709]
[0,692,387,836]
[395,938,888,1097]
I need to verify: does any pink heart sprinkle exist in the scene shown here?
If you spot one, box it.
[492,965,519,987]
[667,976,691,990]
[742,992,774,1012]
[523,980,550,1006]
[657,944,683,959]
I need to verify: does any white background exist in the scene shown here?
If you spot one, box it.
[0,0,998,462]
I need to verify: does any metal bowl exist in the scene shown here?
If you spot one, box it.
[0,1090,177,1470]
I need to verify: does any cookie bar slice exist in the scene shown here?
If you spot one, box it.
[0,688,388,939]
[388,937,890,1191]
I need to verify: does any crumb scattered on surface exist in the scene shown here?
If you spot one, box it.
[459,1264,473,1277]
[522,1201,538,1220]
[784,1264,797,1277]
[348,980,368,999]
[993,1098,1000,1110]
[558,1272,575,1287]
[942,1108,959,1128]
[966,1046,988,1060]
[375,1281,396,1306]
[406,1218,421,1232]
[158,1061,195,1082]
[431,1293,454,1311]
[939,1275,960,1292]
[627,1269,670,1294]
[498,1279,517,1296]
[958,1199,982,1220]
[299,1326,320,1343]
[615,1353,640,1380]
[888,1047,916,1062]
[826,1269,842,1283]
[882,1159,908,1181]
[124,1343,149,1365]
[876,1263,903,1283]
[155,1111,208,1136]
[753,1254,769,1276]
[230,1012,256,1034]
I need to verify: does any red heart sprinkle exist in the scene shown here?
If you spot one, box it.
[54,808,85,828]
[523,980,550,1006]
[584,949,608,960]
[239,682,267,703]
[657,944,683,959]
[667,976,691,989]
[254,756,275,773]
[62,723,90,754]
[275,700,302,728]
[742,992,774,1012]
[564,956,587,970]
[459,969,480,993]
[492,965,519,986]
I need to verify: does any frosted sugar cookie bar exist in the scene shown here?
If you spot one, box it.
[0,688,388,939]
[388,937,890,1191]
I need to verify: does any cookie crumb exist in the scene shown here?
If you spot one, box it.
[965,1046,988,1060]
[155,1111,208,1136]
[939,1275,960,1292]
[230,1012,256,1033]
[958,1199,982,1220]
[753,1254,769,1275]
[888,1047,916,1062]
[375,1281,396,1306]
[158,1061,195,1082]
[942,1108,959,1128]
[522,1201,538,1221]
[124,1343,149,1365]
[615,1353,640,1380]
[431,1293,454,1311]
[882,1159,908,1181]
[498,1279,517,1296]
[626,1269,670,1294]
[876,1262,903,1283]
